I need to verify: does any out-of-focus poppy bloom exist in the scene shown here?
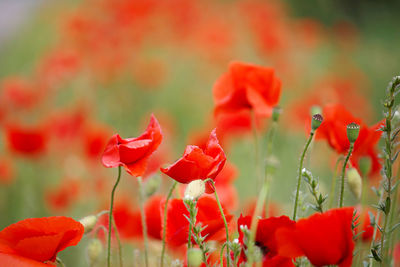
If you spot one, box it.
[0,216,84,266]
[244,199,281,218]
[48,107,86,142]
[394,242,400,267]
[315,104,382,177]
[45,179,81,212]
[237,215,295,267]
[0,77,40,110]
[213,61,281,117]
[102,114,162,177]
[101,195,163,241]
[0,157,14,185]
[163,196,232,247]
[277,207,355,267]
[354,206,378,242]
[5,123,48,157]
[82,124,111,161]
[161,129,226,193]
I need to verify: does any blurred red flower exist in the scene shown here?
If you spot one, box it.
[316,104,382,177]
[354,206,378,243]
[237,215,295,267]
[162,196,232,247]
[102,114,162,177]
[277,207,355,267]
[45,179,81,212]
[161,129,226,193]
[213,62,281,117]
[5,123,48,157]
[0,157,15,185]
[0,216,84,266]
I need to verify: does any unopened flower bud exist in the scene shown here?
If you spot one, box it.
[86,238,103,265]
[79,215,98,234]
[347,122,360,143]
[311,114,323,131]
[359,157,372,177]
[187,248,203,267]
[310,105,322,116]
[272,106,282,122]
[347,168,362,199]
[185,179,206,201]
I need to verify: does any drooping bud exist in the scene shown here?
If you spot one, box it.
[86,238,103,265]
[347,168,362,199]
[272,106,282,122]
[79,215,98,234]
[310,105,322,116]
[347,122,360,144]
[311,114,323,132]
[187,248,203,267]
[184,179,206,201]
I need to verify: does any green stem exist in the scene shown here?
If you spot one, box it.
[369,189,384,267]
[328,156,344,208]
[292,131,315,220]
[107,166,122,267]
[138,177,149,267]
[339,144,354,208]
[211,181,230,267]
[264,121,278,216]
[219,243,227,267]
[56,257,66,267]
[160,181,177,267]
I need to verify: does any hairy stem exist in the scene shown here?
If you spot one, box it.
[339,144,354,208]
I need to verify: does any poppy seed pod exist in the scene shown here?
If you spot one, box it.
[185,179,206,200]
[347,122,360,143]
[311,114,323,131]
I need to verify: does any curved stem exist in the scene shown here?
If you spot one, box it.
[138,177,149,267]
[292,131,315,220]
[211,181,230,267]
[160,181,177,267]
[328,156,344,208]
[107,166,122,267]
[339,144,354,208]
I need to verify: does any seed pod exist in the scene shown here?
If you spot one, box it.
[311,114,323,131]
[347,122,360,143]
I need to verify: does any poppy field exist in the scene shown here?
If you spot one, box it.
[1,0,400,266]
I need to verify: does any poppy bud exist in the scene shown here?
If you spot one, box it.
[359,157,372,177]
[79,215,98,234]
[272,106,282,122]
[310,105,322,116]
[347,168,362,199]
[311,114,323,131]
[86,238,103,265]
[184,179,206,201]
[347,122,360,143]
[187,248,203,267]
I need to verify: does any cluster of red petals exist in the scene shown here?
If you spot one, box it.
[111,195,163,240]
[161,129,226,193]
[237,215,295,267]
[0,216,84,266]
[316,104,382,176]
[45,179,81,212]
[5,123,48,157]
[277,207,355,267]
[213,61,281,118]
[102,114,162,177]
[163,196,232,247]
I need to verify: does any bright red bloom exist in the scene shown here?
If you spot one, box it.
[237,215,295,267]
[277,207,355,267]
[45,179,81,212]
[0,157,14,185]
[102,114,162,177]
[0,217,84,266]
[213,62,281,117]
[5,123,48,157]
[161,129,226,193]
[163,196,232,247]
[316,104,382,176]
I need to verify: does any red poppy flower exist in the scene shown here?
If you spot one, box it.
[237,215,295,267]
[102,114,162,177]
[104,195,163,241]
[277,207,355,267]
[0,157,14,185]
[213,62,281,117]
[0,216,84,266]
[5,123,48,157]
[354,206,378,242]
[45,179,81,212]
[82,124,111,161]
[161,129,226,193]
[315,104,382,176]
[162,196,233,247]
